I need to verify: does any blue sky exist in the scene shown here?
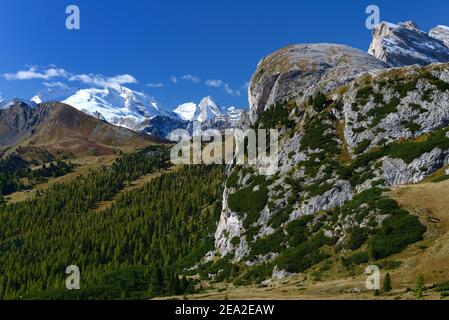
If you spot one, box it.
[0,0,448,110]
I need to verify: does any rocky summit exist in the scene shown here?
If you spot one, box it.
[248,44,387,123]
[368,21,449,67]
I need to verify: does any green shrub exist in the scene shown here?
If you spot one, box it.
[432,174,449,183]
[387,129,449,164]
[368,97,400,127]
[403,121,421,134]
[235,263,273,285]
[347,227,369,250]
[249,229,285,257]
[276,233,333,273]
[342,251,369,266]
[368,214,426,260]
[255,102,294,129]
[226,168,240,189]
[304,182,334,198]
[394,79,417,98]
[299,113,339,155]
[269,206,293,228]
[309,92,328,112]
[379,260,402,270]
[355,86,374,105]
[354,140,371,155]
[228,178,269,228]
[383,273,393,292]
[231,236,241,247]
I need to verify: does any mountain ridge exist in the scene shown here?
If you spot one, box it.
[0,101,160,157]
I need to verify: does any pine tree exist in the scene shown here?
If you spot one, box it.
[415,274,424,299]
[180,276,189,294]
[383,273,392,292]
[150,267,163,295]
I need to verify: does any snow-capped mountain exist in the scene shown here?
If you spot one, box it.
[142,98,246,139]
[173,97,224,123]
[196,96,223,122]
[32,86,171,130]
[369,21,449,67]
[173,102,197,121]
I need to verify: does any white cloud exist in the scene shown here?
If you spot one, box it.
[224,83,241,96]
[181,74,200,84]
[3,67,68,80]
[43,81,70,88]
[170,74,200,84]
[147,82,164,88]
[68,73,137,88]
[170,76,178,84]
[3,66,138,89]
[205,79,241,96]
[205,79,223,87]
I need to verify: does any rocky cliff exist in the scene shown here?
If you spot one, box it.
[206,38,449,281]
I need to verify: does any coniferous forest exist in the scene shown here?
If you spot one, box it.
[0,146,224,299]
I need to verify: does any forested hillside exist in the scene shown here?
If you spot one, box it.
[0,146,224,299]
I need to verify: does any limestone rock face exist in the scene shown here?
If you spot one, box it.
[342,64,449,152]
[248,44,387,122]
[383,149,449,186]
[368,21,449,67]
[214,184,249,261]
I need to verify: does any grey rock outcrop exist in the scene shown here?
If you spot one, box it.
[289,181,354,221]
[214,186,249,260]
[383,148,449,186]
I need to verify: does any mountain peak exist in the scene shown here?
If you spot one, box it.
[397,20,420,31]
[369,21,449,67]
[196,96,222,122]
[173,97,223,123]
[173,102,197,121]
